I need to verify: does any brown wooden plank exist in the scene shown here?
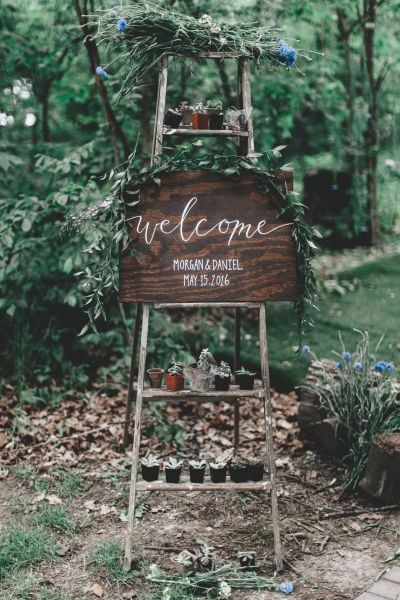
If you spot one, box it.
[120,171,297,303]
[142,384,264,400]
[163,128,249,137]
[136,475,271,492]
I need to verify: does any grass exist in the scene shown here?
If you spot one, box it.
[34,470,83,498]
[89,541,141,583]
[0,523,57,577]
[33,503,76,534]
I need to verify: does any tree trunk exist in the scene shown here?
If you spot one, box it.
[41,84,51,143]
[363,0,381,246]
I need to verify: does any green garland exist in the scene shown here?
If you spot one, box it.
[68,144,318,342]
[94,2,306,98]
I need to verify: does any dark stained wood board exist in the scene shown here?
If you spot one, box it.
[119,171,298,303]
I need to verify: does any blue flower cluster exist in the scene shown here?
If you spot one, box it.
[280,580,294,594]
[302,345,310,355]
[278,39,298,67]
[95,66,107,79]
[374,360,395,373]
[117,18,127,32]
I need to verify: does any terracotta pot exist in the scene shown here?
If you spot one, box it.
[166,373,184,391]
[192,112,208,129]
[147,368,164,388]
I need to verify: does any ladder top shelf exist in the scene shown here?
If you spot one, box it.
[177,51,254,59]
[163,127,249,138]
[142,385,265,401]
[136,476,272,493]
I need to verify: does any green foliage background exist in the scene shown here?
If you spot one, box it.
[0,0,399,398]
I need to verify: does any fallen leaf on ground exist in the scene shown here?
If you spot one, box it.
[47,494,62,505]
[91,583,103,598]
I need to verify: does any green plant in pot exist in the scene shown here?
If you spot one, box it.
[235,366,256,390]
[230,457,249,483]
[140,454,161,481]
[209,460,227,483]
[206,99,223,130]
[238,550,256,570]
[215,361,231,391]
[193,542,215,572]
[192,103,208,129]
[184,348,217,392]
[189,459,207,484]
[164,457,183,483]
[166,360,184,391]
[177,100,193,126]
[248,458,264,482]
[147,367,164,388]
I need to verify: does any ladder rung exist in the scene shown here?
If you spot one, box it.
[163,127,249,138]
[136,476,271,493]
[142,385,265,401]
[151,302,261,309]
[183,52,253,59]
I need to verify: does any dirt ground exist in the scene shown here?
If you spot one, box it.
[1,387,399,599]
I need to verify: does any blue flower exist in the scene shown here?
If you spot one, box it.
[386,363,395,373]
[374,363,385,373]
[343,352,351,361]
[277,40,297,67]
[331,184,338,191]
[370,354,376,361]
[95,66,107,79]
[280,581,294,595]
[302,345,310,355]
[354,362,363,371]
[117,18,127,32]
[336,361,343,369]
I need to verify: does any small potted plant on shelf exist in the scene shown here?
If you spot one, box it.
[230,457,249,483]
[193,542,215,572]
[189,459,207,483]
[206,99,223,130]
[248,458,264,482]
[146,367,164,388]
[192,103,208,129]
[238,551,256,570]
[166,360,185,391]
[177,100,193,126]
[226,107,252,131]
[140,454,161,482]
[209,460,227,483]
[184,348,217,392]
[164,107,183,128]
[173,550,196,575]
[214,361,232,391]
[164,457,183,483]
[235,366,256,391]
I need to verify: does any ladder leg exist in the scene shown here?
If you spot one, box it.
[124,304,150,570]
[151,57,168,163]
[234,400,240,449]
[259,303,283,572]
[241,58,254,155]
[123,302,142,447]
[233,307,241,448]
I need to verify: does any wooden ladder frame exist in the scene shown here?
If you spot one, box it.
[124,302,283,572]
[122,54,283,573]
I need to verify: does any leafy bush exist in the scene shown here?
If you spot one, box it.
[303,331,400,488]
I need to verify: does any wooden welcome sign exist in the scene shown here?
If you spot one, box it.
[119,171,298,303]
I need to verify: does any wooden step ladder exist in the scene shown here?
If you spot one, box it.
[123,55,283,573]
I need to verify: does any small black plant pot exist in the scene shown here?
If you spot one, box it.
[248,463,264,482]
[239,553,256,570]
[196,555,215,572]
[215,375,230,391]
[141,465,160,482]
[208,113,223,130]
[237,374,255,390]
[230,465,249,483]
[210,466,227,483]
[165,467,182,483]
[164,109,182,128]
[189,467,205,484]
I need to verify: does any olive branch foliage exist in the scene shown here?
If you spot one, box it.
[66,143,318,342]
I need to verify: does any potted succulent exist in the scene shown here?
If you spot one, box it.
[193,542,215,572]
[164,108,183,128]
[226,107,252,131]
[177,100,193,126]
[184,348,217,392]
[164,457,183,483]
[209,460,227,483]
[166,360,185,391]
[140,454,161,482]
[147,367,164,388]
[248,458,264,482]
[235,366,256,391]
[238,551,256,570]
[189,459,207,484]
[206,99,223,130]
[214,361,232,391]
[173,550,196,575]
[192,103,208,129]
[230,457,249,483]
